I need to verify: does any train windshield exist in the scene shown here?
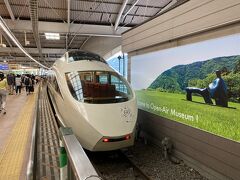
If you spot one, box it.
[68,51,107,64]
[65,71,133,104]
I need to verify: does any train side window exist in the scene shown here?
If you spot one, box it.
[110,75,128,94]
[65,72,84,101]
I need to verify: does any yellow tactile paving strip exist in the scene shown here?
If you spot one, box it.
[0,93,36,180]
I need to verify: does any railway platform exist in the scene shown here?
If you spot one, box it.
[0,90,38,180]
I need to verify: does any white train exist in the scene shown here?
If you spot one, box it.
[47,50,137,151]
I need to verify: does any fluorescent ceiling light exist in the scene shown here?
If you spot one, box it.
[45,32,60,40]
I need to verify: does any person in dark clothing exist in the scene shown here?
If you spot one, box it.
[186,70,228,107]
[7,73,15,95]
[24,75,32,95]
[30,75,35,93]
[15,74,22,94]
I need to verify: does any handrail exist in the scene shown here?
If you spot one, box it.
[26,85,40,180]
[59,127,102,180]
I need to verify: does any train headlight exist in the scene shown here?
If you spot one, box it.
[103,138,109,142]
[102,134,131,142]
[125,134,131,140]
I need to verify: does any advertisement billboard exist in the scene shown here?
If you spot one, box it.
[132,34,240,142]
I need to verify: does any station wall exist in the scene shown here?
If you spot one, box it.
[122,0,240,54]
[138,110,240,180]
[82,37,121,57]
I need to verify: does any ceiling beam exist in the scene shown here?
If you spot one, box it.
[114,0,129,31]
[66,0,71,50]
[29,0,44,64]
[0,29,14,54]
[69,0,162,9]
[0,47,67,54]
[2,3,153,18]
[155,0,178,16]
[67,0,70,30]
[3,0,15,21]
[79,36,91,50]
[121,0,141,22]
[4,19,130,36]
[0,56,56,62]
[0,16,49,69]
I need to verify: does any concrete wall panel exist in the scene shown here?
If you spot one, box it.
[122,0,240,53]
[82,37,121,57]
[138,110,240,180]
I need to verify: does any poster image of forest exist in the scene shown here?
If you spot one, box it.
[148,56,240,104]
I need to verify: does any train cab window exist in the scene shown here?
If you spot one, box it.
[68,51,107,64]
[96,72,108,84]
[65,71,133,104]
[84,74,92,81]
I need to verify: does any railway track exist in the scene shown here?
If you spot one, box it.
[119,150,153,180]
[87,140,208,180]
[87,150,153,180]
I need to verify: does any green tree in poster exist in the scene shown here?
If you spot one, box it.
[233,60,240,74]
[224,73,240,102]
[149,55,239,92]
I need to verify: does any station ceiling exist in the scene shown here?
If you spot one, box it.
[0,0,187,67]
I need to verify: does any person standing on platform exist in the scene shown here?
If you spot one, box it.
[7,73,15,95]
[24,75,32,95]
[0,72,8,114]
[30,75,35,93]
[15,74,22,95]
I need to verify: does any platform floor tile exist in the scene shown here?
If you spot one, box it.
[0,93,36,180]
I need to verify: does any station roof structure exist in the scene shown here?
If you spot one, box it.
[0,0,187,67]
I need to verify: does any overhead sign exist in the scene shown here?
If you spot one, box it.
[0,64,9,70]
[8,64,19,70]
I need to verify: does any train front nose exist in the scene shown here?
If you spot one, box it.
[83,100,137,151]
